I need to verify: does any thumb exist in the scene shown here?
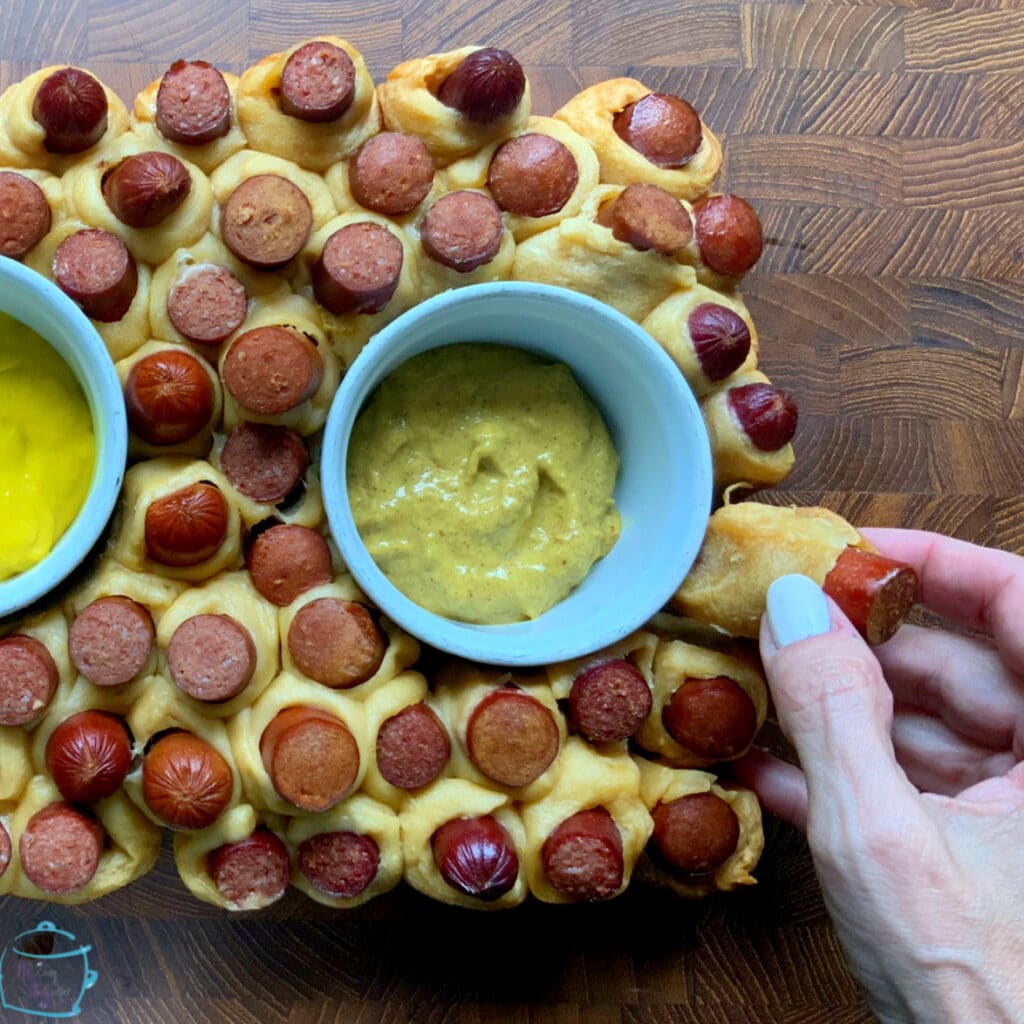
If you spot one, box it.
[761,575,916,826]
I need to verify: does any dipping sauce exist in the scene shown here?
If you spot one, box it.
[0,311,95,582]
[347,343,621,624]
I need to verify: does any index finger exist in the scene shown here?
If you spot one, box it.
[860,528,1024,675]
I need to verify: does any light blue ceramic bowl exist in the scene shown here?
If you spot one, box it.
[321,282,711,667]
[0,257,127,620]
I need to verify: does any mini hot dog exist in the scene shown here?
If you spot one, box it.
[567,658,653,744]
[0,635,59,727]
[166,263,248,345]
[220,174,313,269]
[221,424,310,507]
[595,182,693,255]
[221,326,324,417]
[540,807,624,902]
[660,675,758,762]
[348,132,434,216]
[144,481,230,567]
[52,228,138,323]
[613,93,703,169]
[431,814,520,902]
[18,802,105,895]
[650,791,740,877]
[45,710,133,803]
[208,827,291,909]
[419,190,504,273]
[312,222,404,316]
[155,60,233,146]
[436,48,526,125]
[487,133,578,219]
[32,67,108,153]
[0,171,52,259]
[68,596,155,687]
[141,730,233,830]
[375,702,451,791]
[102,151,192,229]
[278,40,355,123]
[692,193,763,280]
[297,829,380,899]
[167,614,257,703]
[124,348,217,447]
[286,597,386,688]
[246,524,331,606]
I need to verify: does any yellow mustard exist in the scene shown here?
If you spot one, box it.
[0,311,96,582]
[347,343,622,624]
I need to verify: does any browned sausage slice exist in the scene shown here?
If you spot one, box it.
[279,41,356,123]
[0,820,10,879]
[298,830,380,899]
[208,827,291,909]
[32,68,108,154]
[53,228,138,323]
[247,524,332,606]
[0,635,59,727]
[487,133,578,218]
[596,183,692,255]
[221,326,324,416]
[167,614,257,703]
[124,348,216,447]
[144,482,230,567]
[568,658,652,743]
[103,152,192,229]
[221,423,309,506]
[156,60,232,146]
[221,175,313,269]
[375,703,451,790]
[349,132,434,216]
[661,676,757,761]
[541,806,624,902]
[727,382,799,452]
[420,190,503,273]
[692,194,763,277]
[824,546,918,646]
[19,803,104,894]
[312,222,404,316]
[260,705,360,811]
[45,709,133,803]
[287,598,386,688]
[436,48,526,125]
[0,171,52,260]
[612,93,703,168]
[69,595,155,687]
[687,303,752,382]
[431,815,518,901]
[465,687,559,788]
[167,263,248,345]
[141,731,233,830]
[650,792,740,876]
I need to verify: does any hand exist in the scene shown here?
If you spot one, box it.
[732,530,1024,1024]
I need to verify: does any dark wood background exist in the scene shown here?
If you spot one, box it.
[3,1,1022,1021]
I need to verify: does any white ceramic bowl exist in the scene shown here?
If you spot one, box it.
[0,257,127,620]
[322,282,712,667]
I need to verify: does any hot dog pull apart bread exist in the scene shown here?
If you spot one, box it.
[378,47,530,167]
[236,37,380,173]
[132,60,247,176]
[0,65,129,173]
[634,760,763,899]
[553,79,722,202]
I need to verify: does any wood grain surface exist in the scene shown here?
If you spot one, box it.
[2,1,1022,1022]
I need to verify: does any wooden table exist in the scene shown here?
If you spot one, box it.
[2,2,1021,1021]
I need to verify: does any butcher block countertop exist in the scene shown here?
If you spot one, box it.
[2,1,1022,1021]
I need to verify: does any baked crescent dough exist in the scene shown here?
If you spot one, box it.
[0,726,32,803]
[673,501,870,638]
[554,79,722,201]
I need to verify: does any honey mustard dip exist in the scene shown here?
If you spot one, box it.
[347,343,621,624]
[0,311,96,582]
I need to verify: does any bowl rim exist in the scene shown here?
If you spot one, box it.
[321,281,711,667]
[0,256,127,620]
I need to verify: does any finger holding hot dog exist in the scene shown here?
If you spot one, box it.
[400,776,528,910]
[236,38,380,172]
[675,502,919,647]
[132,61,247,175]
[378,47,530,167]
[554,79,721,202]
[0,65,129,173]
[633,759,764,899]
[520,737,652,904]
[286,793,402,909]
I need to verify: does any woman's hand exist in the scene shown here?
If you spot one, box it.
[733,530,1024,1024]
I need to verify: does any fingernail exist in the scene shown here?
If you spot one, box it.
[766,575,831,647]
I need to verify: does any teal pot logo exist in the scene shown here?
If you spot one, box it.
[0,921,99,1018]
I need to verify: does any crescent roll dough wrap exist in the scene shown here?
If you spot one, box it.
[642,285,759,398]
[634,760,764,898]
[672,502,869,639]
[286,793,402,909]
[0,727,32,803]
[633,637,768,768]
[400,777,528,910]
[226,670,369,816]
[8,775,161,904]
[441,116,600,242]
[378,47,531,167]
[237,38,381,172]
[519,737,652,904]
[701,370,796,490]
[554,79,722,201]
[512,184,696,322]
[132,69,247,175]
[0,66,130,174]
[155,571,280,718]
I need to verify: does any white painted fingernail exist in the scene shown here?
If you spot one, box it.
[766,575,831,647]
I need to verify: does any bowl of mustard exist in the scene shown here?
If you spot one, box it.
[0,256,127,620]
[322,281,712,667]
